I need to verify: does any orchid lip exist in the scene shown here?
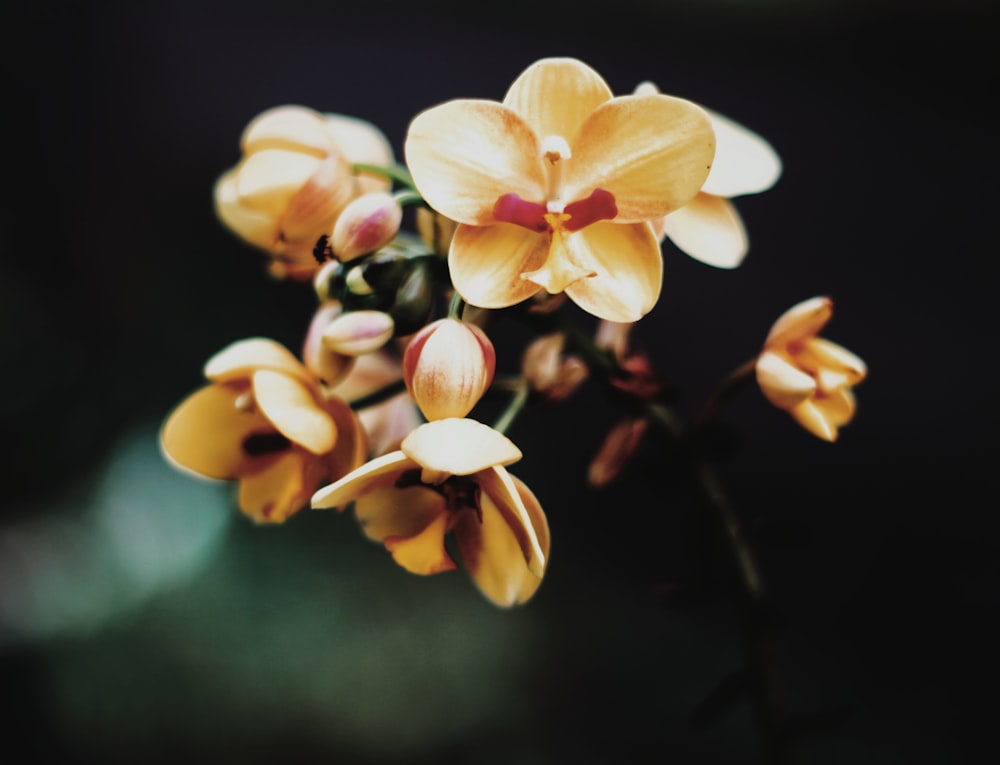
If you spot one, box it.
[493,188,617,233]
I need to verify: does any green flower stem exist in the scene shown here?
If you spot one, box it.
[392,189,425,208]
[352,162,416,189]
[447,290,465,321]
[537,308,790,763]
[491,378,531,436]
[687,356,759,434]
[346,378,408,411]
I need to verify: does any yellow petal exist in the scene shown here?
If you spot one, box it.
[252,369,335,455]
[234,149,322,214]
[701,109,782,198]
[564,94,715,221]
[765,296,833,348]
[237,449,320,524]
[323,113,395,166]
[816,387,857,429]
[311,451,416,510]
[214,170,279,250]
[160,384,277,480]
[804,337,867,384]
[204,338,310,385]
[476,466,546,577]
[661,193,748,269]
[242,105,335,157]
[404,100,546,225]
[520,228,596,295]
[789,398,839,442]
[502,57,613,143]
[384,511,457,575]
[755,350,816,410]
[280,155,355,243]
[354,485,446,543]
[561,222,662,322]
[454,471,549,607]
[401,418,522,477]
[449,223,548,308]
[321,394,369,481]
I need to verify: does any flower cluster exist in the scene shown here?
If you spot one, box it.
[161,57,867,608]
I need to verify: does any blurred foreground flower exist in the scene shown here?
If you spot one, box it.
[160,338,367,522]
[214,105,394,280]
[312,418,549,608]
[635,81,782,268]
[404,57,715,321]
[755,297,867,441]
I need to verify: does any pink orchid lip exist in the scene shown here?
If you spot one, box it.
[492,188,618,233]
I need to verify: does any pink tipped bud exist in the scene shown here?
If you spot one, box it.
[321,310,396,356]
[331,191,402,261]
[403,319,496,421]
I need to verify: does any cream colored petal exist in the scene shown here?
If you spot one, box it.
[204,338,312,385]
[701,109,782,198]
[561,222,662,323]
[322,310,395,356]
[404,100,546,225]
[234,149,322,214]
[160,383,277,480]
[756,350,817,410]
[790,399,838,442]
[242,105,335,157]
[384,511,457,575]
[804,337,867,383]
[476,466,546,577]
[311,451,416,510]
[237,449,320,524]
[401,418,522,476]
[564,94,715,221]
[661,193,748,269]
[354,485,446,543]
[253,369,335,455]
[765,296,833,348]
[214,171,279,250]
[454,471,549,607]
[502,57,613,143]
[323,113,395,166]
[449,223,548,309]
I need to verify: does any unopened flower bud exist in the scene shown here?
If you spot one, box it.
[522,333,588,403]
[588,417,649,488]
[302,301,355,386]
[331,191,403,261]
[322,310,396,356]
[403,319,496,421]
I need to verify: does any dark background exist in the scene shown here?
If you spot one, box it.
[3,1,997,763]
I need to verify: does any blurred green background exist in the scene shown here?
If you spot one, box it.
[3,1,997,763]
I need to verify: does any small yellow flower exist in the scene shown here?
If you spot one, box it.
[755,297,867,441]
[312,418,549,608]
[160,338,368,522]
[636,82,781,269]
[404,57,715,322]
[214,105,394,280]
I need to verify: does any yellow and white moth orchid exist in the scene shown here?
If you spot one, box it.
[404,57,716,322]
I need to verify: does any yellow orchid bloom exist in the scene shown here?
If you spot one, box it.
[312,418,550,608]
[636,82,782,269]
[404,58,716,322]
[755,297,867,441]
[214,105,395,280]
[160,338,368,522]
